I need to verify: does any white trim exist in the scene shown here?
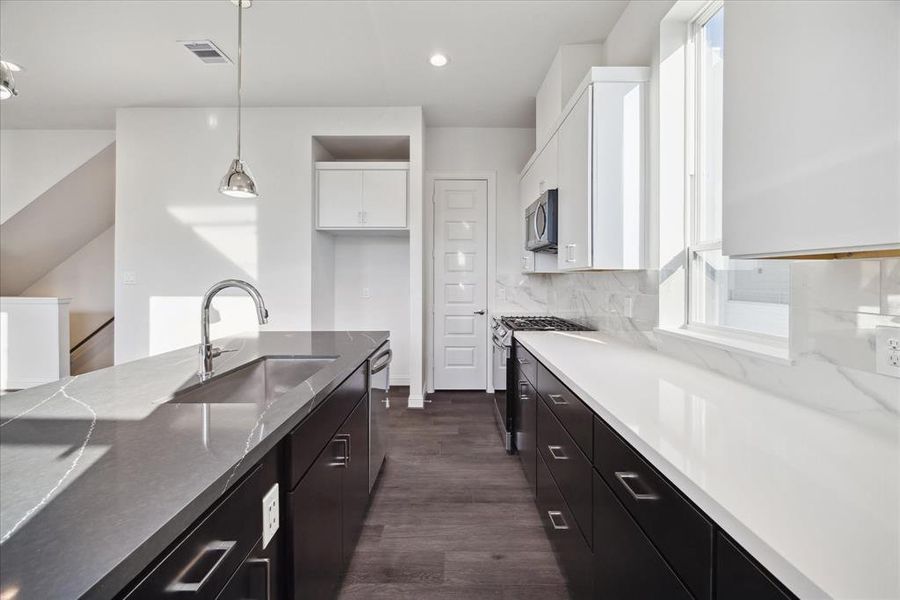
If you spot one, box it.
[654,326,792,365]
[0,297,72,305]
[389,375,410,387]
[407,392,425,409]
[315,161,410,170]
[424,171,497,395]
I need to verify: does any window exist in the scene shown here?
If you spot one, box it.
[686,3,790,340]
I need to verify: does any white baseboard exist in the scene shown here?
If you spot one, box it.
[407,392,425,409]
[389,375,410,386]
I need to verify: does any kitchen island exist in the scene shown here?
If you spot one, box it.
[0,330,389,600]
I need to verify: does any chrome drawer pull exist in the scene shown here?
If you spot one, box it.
[247,558,271,600]
[614,471,660,501]
[547,445,569,460]
[517,357,528,365]
[166,540,237,592]
[548,394,568,406]
[548,511,569,530]
[331,435,351,468]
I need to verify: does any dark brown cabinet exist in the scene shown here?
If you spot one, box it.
[593,471,692,600]
[289,436,344,600]
[340,396,370,566]
[515,373,538,492]
[217,534,282,600]
[716,533,793,600]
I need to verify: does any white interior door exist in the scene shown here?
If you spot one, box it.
[433,179,488,390]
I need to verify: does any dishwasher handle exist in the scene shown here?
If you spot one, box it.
[370,348,392,375]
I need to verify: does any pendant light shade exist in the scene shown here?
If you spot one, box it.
[219,1,259,197]
[0,61,18,100]
[219,158,258,198]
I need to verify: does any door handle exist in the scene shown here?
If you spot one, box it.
[565,244,576,263]
[166,540,236,592]
[474,309,486,315]
[548,393,568,406]
[547,511,569,530]
[614,471,660,501]
[247,558,271,600]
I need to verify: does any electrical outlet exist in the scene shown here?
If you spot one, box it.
[123,271,137,285]
[875,326,900,378]
[261,483,279,549]
[362,287,371,299]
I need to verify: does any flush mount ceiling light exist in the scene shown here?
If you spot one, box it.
[0,59,21,99]
[219,0,259,198]
[429,53,449,67]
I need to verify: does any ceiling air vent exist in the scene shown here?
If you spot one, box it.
[180,40,231,64]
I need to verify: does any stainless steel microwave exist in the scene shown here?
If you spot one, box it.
[525,189,558,252]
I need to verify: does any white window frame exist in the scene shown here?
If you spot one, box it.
[683,0,790,350]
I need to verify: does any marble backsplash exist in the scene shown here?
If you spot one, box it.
[497,258,900,420]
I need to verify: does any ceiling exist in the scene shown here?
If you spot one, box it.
[0,0,628,129]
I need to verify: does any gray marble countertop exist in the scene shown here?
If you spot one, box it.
[0,330,388,600]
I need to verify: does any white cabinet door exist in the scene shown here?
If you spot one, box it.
[723,0,899,257]
[362,169,407,228]
[318,170,362,228]
[557,86,592,270]
[532,134,559,196]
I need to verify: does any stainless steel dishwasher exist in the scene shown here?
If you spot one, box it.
[368,342,391,492]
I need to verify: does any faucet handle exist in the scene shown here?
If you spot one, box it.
[210,347,238,359]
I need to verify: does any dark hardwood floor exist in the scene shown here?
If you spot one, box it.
[337,389,570,600]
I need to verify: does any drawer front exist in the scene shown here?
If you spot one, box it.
[287,362,367,489]
[716,533,795,600]
[593,416,713,600]
[513,341,538,387]
[515,377,538,492]
[537,400,592,547]
[537,362,592,459]
[593,471,693,600]
[125,454,277,600]
[536,455,592,600]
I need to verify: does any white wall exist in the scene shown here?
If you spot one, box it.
[0,129,114,223]
[424,127,535,298]
[23,226,114,348]
[115,107,424,400]
[332,235,410,385]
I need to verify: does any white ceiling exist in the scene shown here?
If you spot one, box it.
[0,0,628,129]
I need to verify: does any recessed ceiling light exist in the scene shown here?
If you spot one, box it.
[0,60,23,72]
[429,53,449,68]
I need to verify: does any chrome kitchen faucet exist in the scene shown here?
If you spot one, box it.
[199,279,269,381]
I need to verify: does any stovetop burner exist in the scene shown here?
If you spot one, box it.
[499,315,584,331]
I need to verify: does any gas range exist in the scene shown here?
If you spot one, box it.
[491,315,584,349]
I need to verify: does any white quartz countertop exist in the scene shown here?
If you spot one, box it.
[515,331,899,600]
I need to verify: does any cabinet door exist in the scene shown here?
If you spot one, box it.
[217,535,281,600]
[318,170,363,228]
[593,472,692,600]
[340,396,370,566]
[557,86,592,270]
[362,170,407,227]
[514,377,537,493]
[532,134,559,195]
[716,533,793,600]
[289,439,344,600]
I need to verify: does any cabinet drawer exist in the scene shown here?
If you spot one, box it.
[593,471,692,600]
[536,455,592,600]
[537,362,592,459]
[537,400,591,547]
[287,362,367,489]
[514,377,538,492]
[513,341,538,387]
[716,533,794,600]
[125,455,277,600]
[593,416,713,600]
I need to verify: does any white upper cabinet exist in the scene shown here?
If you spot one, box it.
[723,1,900,258]
[316,162,408,229]
[555,68,649,271]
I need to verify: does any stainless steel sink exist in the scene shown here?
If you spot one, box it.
[169,357,338,404]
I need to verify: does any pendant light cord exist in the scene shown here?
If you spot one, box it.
[237,0,243,160]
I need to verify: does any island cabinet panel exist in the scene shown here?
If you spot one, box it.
[287,363,367,488]
[593,471,692,600]
[536,454,593,600]
[340,395,370,566]
[217,533,283,600]
[592,415,714,599]
[123,451,279,600]
[514,343,539,387]
[537,400,592,547]
[716,533,794,600]
[288,437,344,600]
[537,362,592,459]
[288,393,372,600]
[515,370,538,493]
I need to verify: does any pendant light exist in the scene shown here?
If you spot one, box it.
[0,60,20,100]
[219,0,258,198]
